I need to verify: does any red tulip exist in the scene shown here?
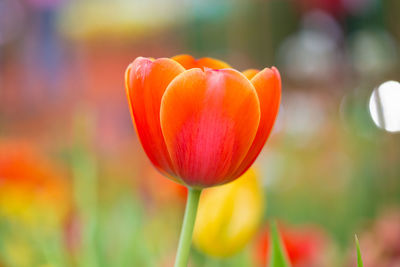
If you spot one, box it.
[125,54,281,188]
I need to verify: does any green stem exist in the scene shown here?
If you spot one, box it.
[174,188,202,267]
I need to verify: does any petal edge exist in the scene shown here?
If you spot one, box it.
[172,54,231,70]
[233,67,281,177]
[125,57,185,179]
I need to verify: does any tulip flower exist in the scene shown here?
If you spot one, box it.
[193,168,263,257]
[125,54,281,188]
[125,54,281,267]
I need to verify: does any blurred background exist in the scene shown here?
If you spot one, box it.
[1,0,400,266]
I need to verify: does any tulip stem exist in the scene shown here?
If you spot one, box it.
[174,188,202,267]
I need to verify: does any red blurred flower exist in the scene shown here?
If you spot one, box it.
[140,163,187,204]
[254,223,330,267]
[0,140,70,225]
[125,54,281,188]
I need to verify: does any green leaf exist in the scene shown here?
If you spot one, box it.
[268,221,291,267]
[355,235,364,267]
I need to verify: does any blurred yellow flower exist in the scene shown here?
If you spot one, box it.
[59,0,187,40]
[193,168,264,257]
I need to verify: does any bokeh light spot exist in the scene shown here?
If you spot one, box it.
[369,81,400,133]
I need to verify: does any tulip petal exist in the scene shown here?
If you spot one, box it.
[160,68,260,187]
[233,67,281,177]
[172,54,231,70]
[125,57,185,178]
[242,69,259,80]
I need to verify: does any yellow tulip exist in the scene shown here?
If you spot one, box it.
[193,168,264,257]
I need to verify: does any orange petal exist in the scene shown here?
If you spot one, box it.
[172,54,231,70]
[233,67,281,177]
[125,57,185,178]
[160,68,260,187]
[242,69,259,80]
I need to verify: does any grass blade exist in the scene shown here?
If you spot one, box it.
[355,235,363,267]
[268,221,291,267]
